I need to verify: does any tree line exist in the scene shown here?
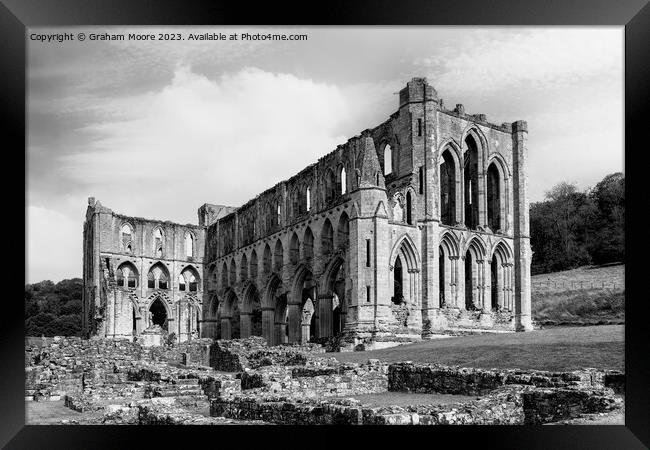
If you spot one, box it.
[25,279,83,337]
[530,172,624,275]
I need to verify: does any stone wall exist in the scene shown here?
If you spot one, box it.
[522,387,623,424]
[388,362,612,396]
[209,337,324,372]
[240,359,388,399]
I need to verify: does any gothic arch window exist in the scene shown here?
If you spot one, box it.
[340,166,347,194]
[392,194,404,222]
[273,239,284,272]
[440,148,457,226]
[182,267,200,292]
[464,135,480,230]
[153,228,164,258]
[121,223,133,253]
[148,263,169,290]
[116,263,138,288]
[276,202,281,227]
[185,233,194,258]
[321,219,334,255]
[303,226,314,259]
[384,144,393,175]
[306,186,311,212]
[324,169,336,203]
[487,162,502,232]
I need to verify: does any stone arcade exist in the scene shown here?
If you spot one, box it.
[82,77,533,347]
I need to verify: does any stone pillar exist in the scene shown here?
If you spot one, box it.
[220,318,231,340]
[480,261,491,312]
[301,323,311,344]
[287,302,302,344]
[318,295,333,338]
[262,307,275,345]
[512,121,533,331]
[457,256,465,310]
[497,264,505,310]
[240,312,251,338]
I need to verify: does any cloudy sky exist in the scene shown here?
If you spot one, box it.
[27,26,623,283]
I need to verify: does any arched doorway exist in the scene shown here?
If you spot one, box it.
[393,256,404,304]
[465,252,474,310]
[149,298,168,331]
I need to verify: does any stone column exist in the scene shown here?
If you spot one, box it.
[497,264,505,310]
[301,322,311,344]
[318,295,333,338]
[456,256,465,310]
[261,307,275,345]
[287,300,302,344]
[220,317,232,340]
[240,312,251,338]
[480,261,491,312]
[512,121,533,331]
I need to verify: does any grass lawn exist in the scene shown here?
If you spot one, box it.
[333,325,624,372]
[532,264,625,325]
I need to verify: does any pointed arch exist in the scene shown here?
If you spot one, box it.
[240,253,249,280]
[262,273,285,309]
[337,212,349,248]
[388,233,421,271]
[229,258,237,285]
[273,239,284,272]
[320,218,334,256]
[383,143,393,175]
[439,144,461,226]
[303,226,314,260]
[152,227,165,258]
[289,232,300,265]
[262,243,272,274]
[486,156,508,233]
[121,223,134,253]
[249,249,258,279]
[147,262,170,290]
[221,261,228,288]
[116,261,139,288]
[180,265,200,292]
[463,133,480,230]
[184,232,194,258]
[340,166,347,194]
[324,168,336,203]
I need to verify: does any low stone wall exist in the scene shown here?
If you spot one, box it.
[149,339,213,367]
[124,363,242,399]
[388,363,611,396]
[522,387,623,424]
[211,383,621,425]
[239,359,388,399]
[209,337,324,372]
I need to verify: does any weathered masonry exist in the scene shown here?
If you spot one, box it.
[83,77,533,346]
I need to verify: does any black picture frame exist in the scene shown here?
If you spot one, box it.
[3,0,648,447]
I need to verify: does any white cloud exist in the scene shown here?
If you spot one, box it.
[416,28,622,97]
[58,67,351,223]
[27,206,81,283]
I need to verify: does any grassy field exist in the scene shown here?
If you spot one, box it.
[333,325,624,371]
[532,264,625,326]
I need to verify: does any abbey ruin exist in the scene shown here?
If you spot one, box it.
[82,77,533,349]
